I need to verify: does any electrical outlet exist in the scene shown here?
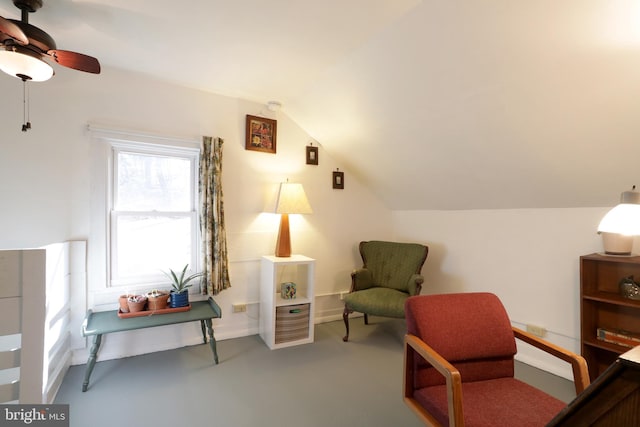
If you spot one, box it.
[232,303,247,313]
[339,291,348,301]
[526,324,547,338]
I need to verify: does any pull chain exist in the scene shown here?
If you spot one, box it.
[21,77,32,132]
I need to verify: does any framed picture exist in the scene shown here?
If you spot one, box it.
[333,169,344,189]
[246,115,277,153]
[306,144,318,165]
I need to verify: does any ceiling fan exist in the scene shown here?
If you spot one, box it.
[0,0,100,131]
[0,0,101,82]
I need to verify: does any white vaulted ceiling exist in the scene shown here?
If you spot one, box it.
[2,0,640,210]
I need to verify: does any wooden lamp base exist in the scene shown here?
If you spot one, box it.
[275,213,292,257]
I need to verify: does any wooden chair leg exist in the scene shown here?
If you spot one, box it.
[343,306,351,342]
[364,313,369,325]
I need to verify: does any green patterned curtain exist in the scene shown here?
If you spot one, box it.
[199,136,231,295]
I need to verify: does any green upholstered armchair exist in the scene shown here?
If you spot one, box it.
[342,240,428,342]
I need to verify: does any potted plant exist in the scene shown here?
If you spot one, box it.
[165,264,203,308]
[118,293,132,313]
[127,294,148,312]
[146,289,170,310]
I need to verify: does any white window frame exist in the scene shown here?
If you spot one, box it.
[110,142,199,287]
[88,127,201,307]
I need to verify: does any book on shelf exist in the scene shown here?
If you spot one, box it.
[597,327,640,349]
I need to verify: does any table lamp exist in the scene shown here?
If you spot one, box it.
[271,181,312,257]
[598,186,640,255]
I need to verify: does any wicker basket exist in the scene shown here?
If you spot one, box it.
[275,303,310,344]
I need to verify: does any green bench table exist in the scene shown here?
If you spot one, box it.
[81,297,222,392]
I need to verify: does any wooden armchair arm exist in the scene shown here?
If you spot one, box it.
[404,334,464,427]
[513,327,590,394]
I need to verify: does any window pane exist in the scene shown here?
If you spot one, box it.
[114,215,193,278]
[116,152,191,211]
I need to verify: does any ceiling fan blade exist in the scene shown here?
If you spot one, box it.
[47,49,101,74]
[0,15,28,45]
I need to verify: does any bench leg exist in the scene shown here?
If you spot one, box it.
[82,334,102,392]
[204,318,219,364]
[200,320,207,344]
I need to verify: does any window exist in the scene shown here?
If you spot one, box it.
[111,145,199,287]
[89,128,200,294]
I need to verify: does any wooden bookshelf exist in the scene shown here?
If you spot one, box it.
[580,253,640,381]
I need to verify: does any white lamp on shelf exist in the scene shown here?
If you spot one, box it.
[268,181,312,257]
[598,186,640,255]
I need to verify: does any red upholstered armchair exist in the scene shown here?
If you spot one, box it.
[403,293,590,427]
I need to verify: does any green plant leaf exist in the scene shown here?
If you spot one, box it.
[163,264,203,293]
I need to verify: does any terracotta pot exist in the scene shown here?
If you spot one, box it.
[147,292,170,310]
[127,296,147,312]
[119,295,130,313]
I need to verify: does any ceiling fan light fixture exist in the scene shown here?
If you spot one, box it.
[0,46,52,81]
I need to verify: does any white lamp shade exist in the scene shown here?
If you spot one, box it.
[0,49,53,82]
[598,203,640,236]
[271,182,313,214]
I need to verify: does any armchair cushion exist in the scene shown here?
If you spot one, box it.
[415,377,566,427]
[343,287,409,318]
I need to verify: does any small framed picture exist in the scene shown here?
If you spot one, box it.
[333,169,344,189]
[306,144,318,165]
[246,115,277,153]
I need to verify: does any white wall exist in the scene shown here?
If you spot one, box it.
[392,207,618,379]
[0,66,393,364]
